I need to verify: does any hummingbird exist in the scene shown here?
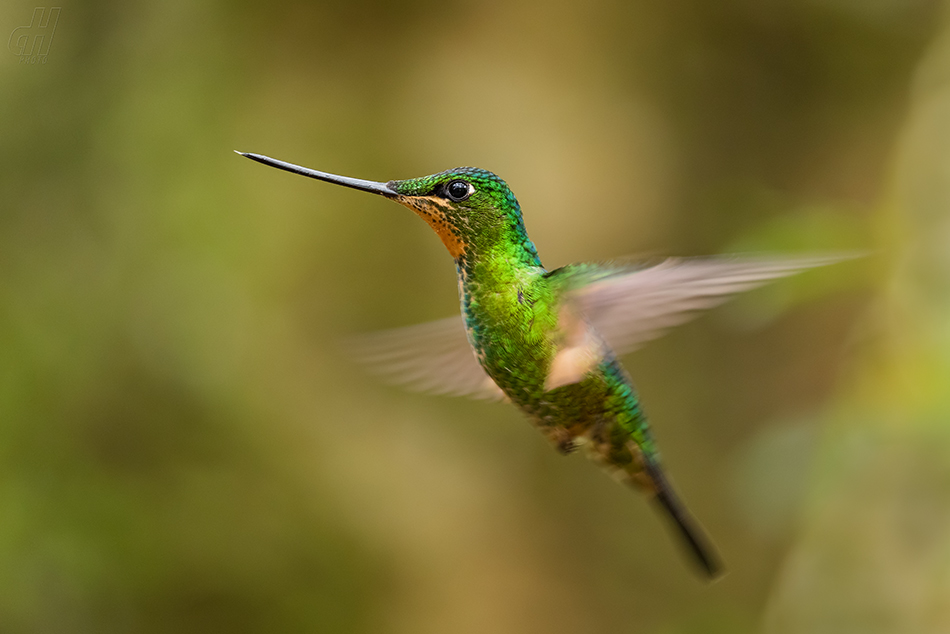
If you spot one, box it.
[238,151,844,578]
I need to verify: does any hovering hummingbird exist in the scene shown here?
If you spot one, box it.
[239,151,844,578]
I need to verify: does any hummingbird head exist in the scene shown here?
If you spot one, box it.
[238,152,538,265]
[387,167,528,261]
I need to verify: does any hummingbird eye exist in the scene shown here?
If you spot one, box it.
[444,179,473,202]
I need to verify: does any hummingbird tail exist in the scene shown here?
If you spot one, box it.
[644,460,724,580]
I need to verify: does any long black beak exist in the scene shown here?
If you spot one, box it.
[236,151,397,197]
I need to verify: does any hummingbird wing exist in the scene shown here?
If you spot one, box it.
[349,316,506,400]
[351,254,849,399]
[558,253,849,356]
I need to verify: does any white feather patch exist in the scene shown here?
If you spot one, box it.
[544,303,606,391]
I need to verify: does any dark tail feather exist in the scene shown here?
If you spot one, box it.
[645,461,724,579]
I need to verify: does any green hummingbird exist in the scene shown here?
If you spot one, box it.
[239,151,844,578]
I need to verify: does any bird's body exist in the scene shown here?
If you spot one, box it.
[459,252,655,477]
[374,167,664,497]
[240,152,846,578]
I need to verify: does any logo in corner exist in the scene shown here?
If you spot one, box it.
[9,7,61,65]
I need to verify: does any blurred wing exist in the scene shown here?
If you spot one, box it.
[351,254,851,399]
[569,253,851,355]
[349,316,505,400]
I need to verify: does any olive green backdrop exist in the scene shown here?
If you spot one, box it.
[1,1,948,632]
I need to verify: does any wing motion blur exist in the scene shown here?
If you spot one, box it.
[562,253,849,354]
[350,253,851,399]
[349,316,506,400]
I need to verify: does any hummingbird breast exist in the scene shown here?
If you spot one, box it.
[458,260,556,398]
[458,257,653,463]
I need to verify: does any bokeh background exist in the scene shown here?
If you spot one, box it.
[2,0,949,632]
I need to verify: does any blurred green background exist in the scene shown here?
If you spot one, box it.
[2,0,949,632]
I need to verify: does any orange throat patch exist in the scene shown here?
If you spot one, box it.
[395,195,467,259]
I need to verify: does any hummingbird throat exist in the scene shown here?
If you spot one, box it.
[394,195,467,259]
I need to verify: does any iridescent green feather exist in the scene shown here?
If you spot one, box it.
[394,169,664,487]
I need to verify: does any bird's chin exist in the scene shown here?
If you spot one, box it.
[393,195,468,260]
